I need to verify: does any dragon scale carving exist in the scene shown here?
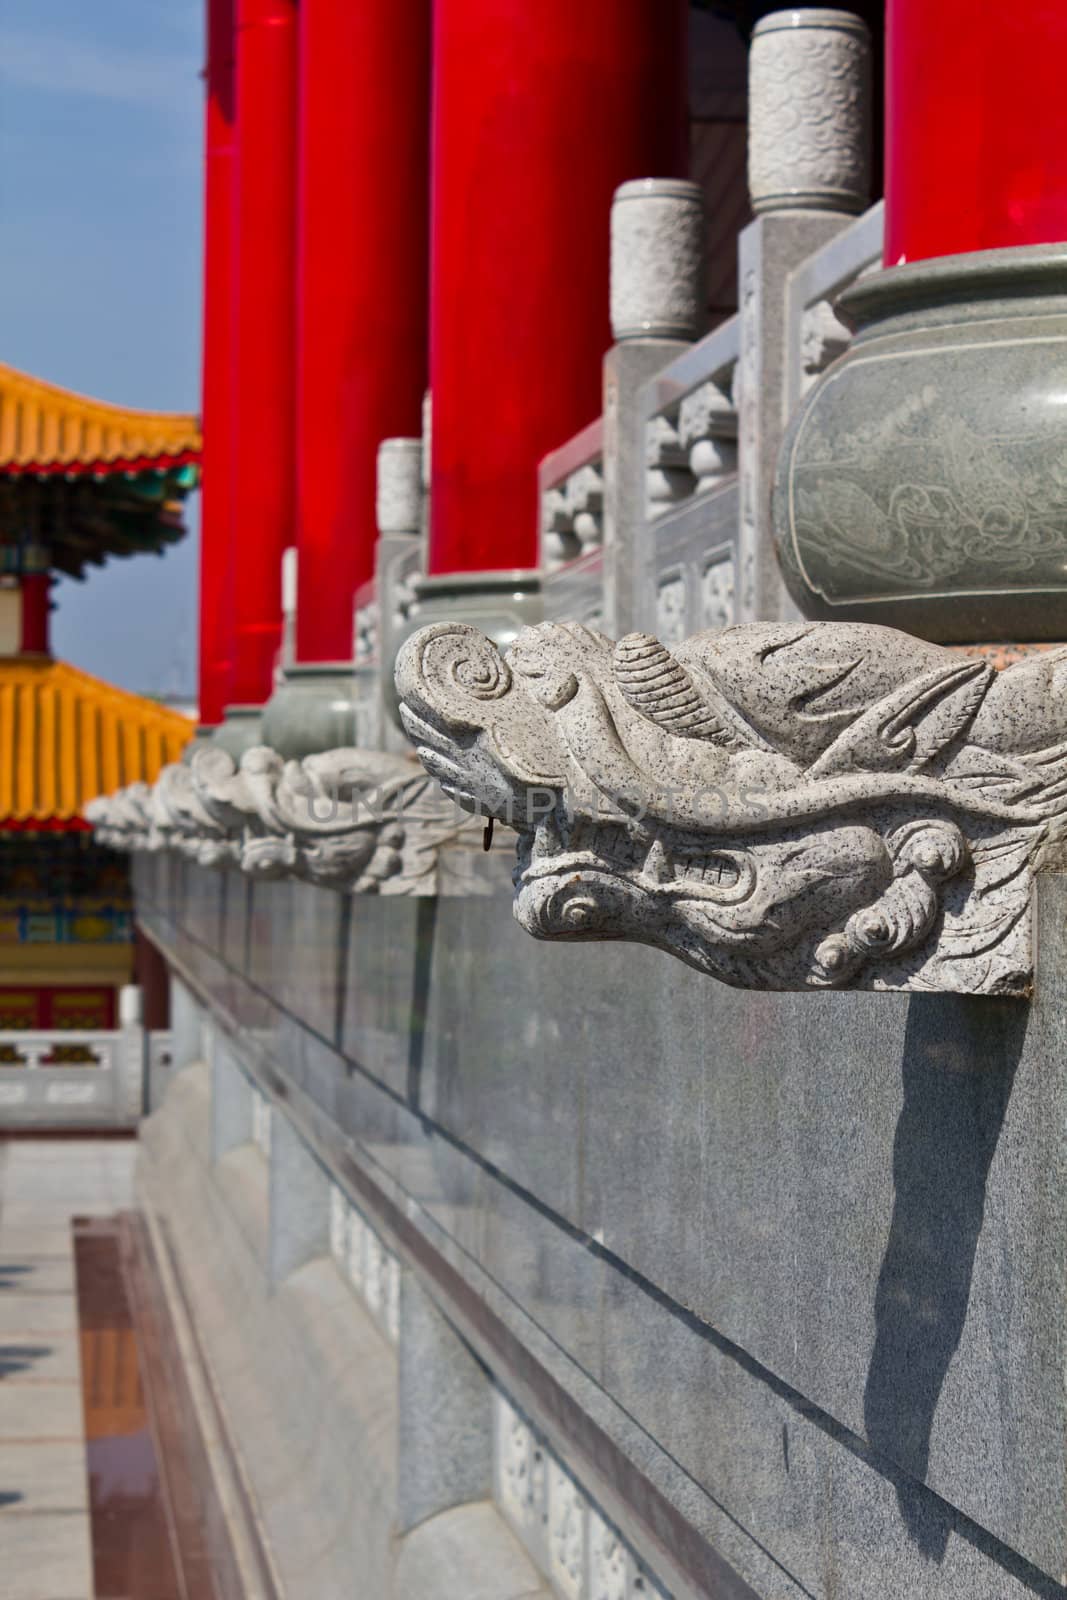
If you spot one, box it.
[395,619,1067,993]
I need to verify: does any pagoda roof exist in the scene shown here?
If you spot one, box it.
[0,363,202,578]
[0,362,201,477]
[0,656,193,831]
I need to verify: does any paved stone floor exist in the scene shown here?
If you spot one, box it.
[0,1138,136,1600]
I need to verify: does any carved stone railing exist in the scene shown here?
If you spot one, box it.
[643,319,739,520]
[0,1033,118,1071]
[540,417,604,570]
[538,418,606,630]
[329,1182,401,1346]
[636,317,740,643]
[493,1391,667,1600]
[0,1026,144,1122]
[395,617,1067,995]
[354,576,380,672]
[782,198,884,415]
[86,741,485,896]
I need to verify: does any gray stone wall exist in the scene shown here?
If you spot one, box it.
[133,849,1067,1600]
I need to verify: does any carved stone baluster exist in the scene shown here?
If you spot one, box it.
[604,178,705,636]
[677,376,738,495]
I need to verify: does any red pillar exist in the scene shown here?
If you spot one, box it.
[885,0,1067,266]
[19,574,50,656]
[294,2,431,664]
[428,1,688,577]
[198,0,236,725]
[230,0,298,705]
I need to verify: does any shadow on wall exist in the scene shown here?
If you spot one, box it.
[863,993,1029,1561]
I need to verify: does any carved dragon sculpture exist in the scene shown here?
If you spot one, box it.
[87,742,475,895]
[395,619,1067,993]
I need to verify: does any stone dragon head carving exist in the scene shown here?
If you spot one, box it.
[395,619,1067,993]
[87,742,473,894]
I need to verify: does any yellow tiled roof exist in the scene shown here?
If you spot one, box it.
[0,658,193,827]
[0,362,201,476]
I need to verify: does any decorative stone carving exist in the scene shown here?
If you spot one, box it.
[775,243,1067,642]
[644,362,739,522]
[654,574,688,645]
[87,741,479,895]
[701,558,736,630]
[329,1184,400,1348]
[543,459,605,567]
[610,178,705,342]
[395,617,1067,994]
[799,296,852,392]
[677,376,738,490]
[491,1392,668,1600]
[748,9,871,215]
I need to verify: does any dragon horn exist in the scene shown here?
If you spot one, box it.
[612,633,727,740]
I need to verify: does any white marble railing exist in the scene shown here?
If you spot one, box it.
[0,1032,118,1072]
[539,418,605,571]
[0,1028,144,1122]
[329,1182,400,1346]
[493,1391,668,1600]
[641,315,740,523]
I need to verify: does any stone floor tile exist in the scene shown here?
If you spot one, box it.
[0,1441,89,1513]
[0,1381,84,1441]
[0,1294,77,1336]
[0,1338,81,1383]
[0,1510,93,1599]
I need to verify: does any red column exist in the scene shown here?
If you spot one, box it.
[294,2,431,664]
[230,0,298,705]
[198,0,236,725]
[885,0,1067,266]
[19,574,50,655]
[428,1,688,577]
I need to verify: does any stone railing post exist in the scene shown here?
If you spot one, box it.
[395,1271,492,1537]
[211,1036,255,1162]
[268,1112,329,1287]
[603,178,704,637]
[736,7,871,623]
[170,975,203,1072]
[372,436,425,747]
[116,983,146,1123]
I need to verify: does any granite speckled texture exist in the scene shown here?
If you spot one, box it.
[136,848,1067,1596]
[396,616,1067,994]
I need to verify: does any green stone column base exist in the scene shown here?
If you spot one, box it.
[259,663,357,760]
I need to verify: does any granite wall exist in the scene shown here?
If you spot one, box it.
[134,848,1067,1600]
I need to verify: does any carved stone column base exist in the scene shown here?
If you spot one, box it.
[181,725,217,764]
[413,569,541,639]
[212,705,264,762]
[260,662,357,759]
[775,243,1067,642]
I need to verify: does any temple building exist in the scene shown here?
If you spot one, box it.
[0,361,196,1073]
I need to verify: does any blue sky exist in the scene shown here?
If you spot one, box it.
[0,0,203,700]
